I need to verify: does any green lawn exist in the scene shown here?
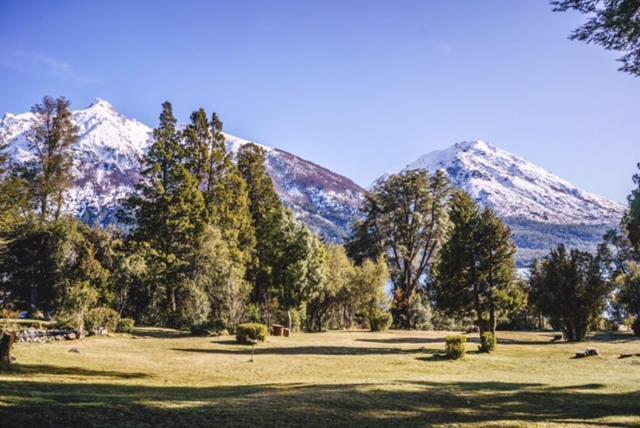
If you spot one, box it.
[1,329,639,427]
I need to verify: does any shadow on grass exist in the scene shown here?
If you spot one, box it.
[131,327,191,339]
[356,337,446,345]
[0,364,148,379]
[0,379,638,427]
[172,345,425,356]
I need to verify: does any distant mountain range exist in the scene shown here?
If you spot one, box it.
[0,99,363,242]
[0,99,626,265]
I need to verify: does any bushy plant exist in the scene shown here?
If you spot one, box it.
[478,332,497,353]
[190,319,227,336]
[84,307,120,332]
[116,318,135,333]
[236,323,268,344]
[444,335,467,360]
[369,311,392,332]
[0,309,20,319]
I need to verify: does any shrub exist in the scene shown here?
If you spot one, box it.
[236,323,268,344]
[117,318,135,333]
[369,311,393,332]
[445,335,467,360]
[478,332,497,353]
[0,309,21,319]
[633,317,640,337]
[190,319,227,336]
[84,307,120,332]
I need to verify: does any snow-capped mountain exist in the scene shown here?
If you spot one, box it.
[0,99,363,241]
[400,140,626,265]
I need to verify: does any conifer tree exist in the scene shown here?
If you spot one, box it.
[24,96,78,221]
[433,192,520,336]
[237,143,286,318]
[124,102,208,327]
[182,110,255,264]
[626,163,640,254]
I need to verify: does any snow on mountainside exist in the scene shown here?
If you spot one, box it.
[401,140,626,265]
[0,99,363,242]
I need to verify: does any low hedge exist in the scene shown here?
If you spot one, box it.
[370,311,393,332]
[85,307,120,332]
[236,323,268,344]
[479,332,497,353]
[445,335,467,360]
[117,318,135,333]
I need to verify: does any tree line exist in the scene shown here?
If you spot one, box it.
[1,95,639,342]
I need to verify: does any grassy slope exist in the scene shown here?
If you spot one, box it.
[1,329,639,427]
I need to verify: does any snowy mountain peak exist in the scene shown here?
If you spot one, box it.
[1,99,363,242]
[404,140,625,226]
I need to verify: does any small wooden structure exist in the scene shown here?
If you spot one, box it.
[272,324,284,336]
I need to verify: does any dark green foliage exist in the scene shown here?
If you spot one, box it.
[633,317,640,336]
[348,170,450,328]
[444,335,467,360]
[117,318,135,333]
[237,143,285,314]
[626,163,640,254]
[84,307,120,332]
[22,96,78,221]
[433,192,521,338]
[528,245,611,341]
[479,332,497,353]
[552,0,640,76]
[236,323,268,344]
[190,319,226,336]
[369,311,392,332]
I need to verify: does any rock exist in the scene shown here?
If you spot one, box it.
[575,348,599,358]
[68,347,80,353]
[66,333,77,340]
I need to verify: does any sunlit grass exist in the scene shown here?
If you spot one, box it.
[1,328,639,427]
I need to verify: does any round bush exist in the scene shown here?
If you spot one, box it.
[236,323,268,344]
[370,311,393,332]
[478,332,497,353]
[84,307,120,332]
[117,318,135,333]
[445,335,467,360]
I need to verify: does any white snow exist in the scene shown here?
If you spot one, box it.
[402,140,625,225]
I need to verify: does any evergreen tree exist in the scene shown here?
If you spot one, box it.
[272,210,325,330]
[23,96,78,221]
[528,245,611,341]
[433,192,520,336]
[182,111,254,264]
[124,102,208,327]
[237,143,286,319]
[347,169,450,328]
[552,0,640,76]
[626,163,640,254]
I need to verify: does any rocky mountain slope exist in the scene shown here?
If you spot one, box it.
[401,141,626,265]
[0,99,363,242]
[1,100,625,265]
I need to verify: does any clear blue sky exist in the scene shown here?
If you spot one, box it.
[1,0,638,202]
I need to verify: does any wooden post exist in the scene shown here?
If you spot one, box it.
[0,332,16,365]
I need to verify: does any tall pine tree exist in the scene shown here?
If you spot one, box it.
[236,143,286,320]
[24,96,78,221]
[124,102,208,326]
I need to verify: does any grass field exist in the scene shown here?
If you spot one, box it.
[1,329,640,427]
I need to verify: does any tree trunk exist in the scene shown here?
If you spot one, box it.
[0,332,16,365]
[489,304,496,335]
[287,309,292,332]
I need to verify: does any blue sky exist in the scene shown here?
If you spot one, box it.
[1,0,638,202]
